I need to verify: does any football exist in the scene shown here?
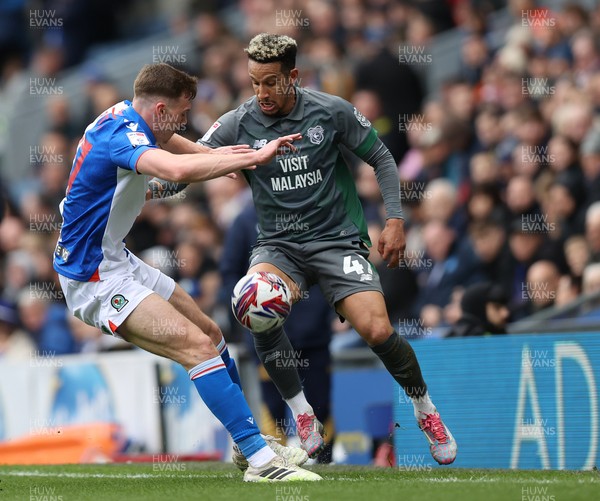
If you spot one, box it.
[231,271,292,333]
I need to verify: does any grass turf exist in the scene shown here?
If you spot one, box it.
[1,463,598,501]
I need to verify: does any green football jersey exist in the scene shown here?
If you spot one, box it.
[199,88,378,245]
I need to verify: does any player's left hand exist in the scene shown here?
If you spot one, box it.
[378,218,406,268]
[211,144,254,155]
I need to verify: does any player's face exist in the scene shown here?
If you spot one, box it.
[248,60,298,117]
[154,94,192,142]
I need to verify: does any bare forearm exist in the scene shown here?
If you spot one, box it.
[177,153,258,182]
[137,134,300,182]
[161,133,212,154]
[137,149,259,182]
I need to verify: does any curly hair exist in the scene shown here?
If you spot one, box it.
[245,33,297,73]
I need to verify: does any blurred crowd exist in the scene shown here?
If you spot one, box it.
[1,0,600,359]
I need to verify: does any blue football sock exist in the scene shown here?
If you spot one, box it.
[216,337,242,390]
[189,356,265,457]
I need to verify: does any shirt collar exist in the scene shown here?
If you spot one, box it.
[124,100,157,144]
[250,87,305,127]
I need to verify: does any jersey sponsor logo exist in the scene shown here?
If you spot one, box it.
[278,154,309,172]
[126,131,150,146]
[110,294,129,312]
[353,107,371,128]
[201,121,221,142]
[306,125,325,145]
[271,170,323,192]
[125,121,139,132]
[273,151,324,191]
[253,139,268,149]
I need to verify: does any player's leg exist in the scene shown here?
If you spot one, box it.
[297,346,335,463]
[168,283,241,389]
[128,253,309,472]
[313,239,456,464]
[59,269,319,482]
[246,257,325,457]
[117,293,282,466]
[117,293,318,481]
[336,290,457,465]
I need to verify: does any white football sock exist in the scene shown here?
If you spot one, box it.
[285,391,313,419]
[412,391,436,419]
[247,445,277,468]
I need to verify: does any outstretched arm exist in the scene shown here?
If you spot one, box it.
[161,133,252,155]
[137,133,301,183]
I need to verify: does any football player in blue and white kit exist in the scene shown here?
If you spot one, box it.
[53,63,318,482]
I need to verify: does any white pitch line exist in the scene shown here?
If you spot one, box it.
[332,475,600,484]
[2,471,599,484]
[0,471,237,480]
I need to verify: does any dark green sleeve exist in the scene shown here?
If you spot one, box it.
[196,110,238,148]
[333,97,379,157]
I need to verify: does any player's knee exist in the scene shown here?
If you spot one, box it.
[192,331,218,356]
[172,329,218,368]
[359,318,393,346]
[203,319,223,344]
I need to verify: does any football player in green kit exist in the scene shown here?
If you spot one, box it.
[199,33,457,466]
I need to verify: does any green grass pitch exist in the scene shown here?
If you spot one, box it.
[1,463,598,501]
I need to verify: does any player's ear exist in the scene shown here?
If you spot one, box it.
[155,101,167,116]
[290,68,299,85]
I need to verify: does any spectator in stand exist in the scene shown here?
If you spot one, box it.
[446,282,510,337]
[545,175,586,243]
[552,99,594,146]
[506,221,547,320]
[564,235,590,281]
[570,29,600,88]
[355,42,424,161]
[580,125,600,206]
[17,289,78,355]
[586,201,600,262]
[466,184,506,224]
[414,219,484,328]
[472,105,504,154]
[515,260,561,319]
[0,299,36,360]
[421,178,468,236]
[583,262,600,296]
[460,33,490,86]
[470,218,513,294]
[547,134,583,184]
[505,175,541,224]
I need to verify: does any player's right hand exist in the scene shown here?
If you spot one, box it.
[254,134,302,165]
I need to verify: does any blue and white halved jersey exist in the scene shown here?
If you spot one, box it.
[53,100,157,281]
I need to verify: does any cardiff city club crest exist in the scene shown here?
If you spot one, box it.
[306,125,325,145]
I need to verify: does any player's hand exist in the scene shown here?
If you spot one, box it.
[254,134,302,165]
[378,218,406,268]
[211,144,254,155]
